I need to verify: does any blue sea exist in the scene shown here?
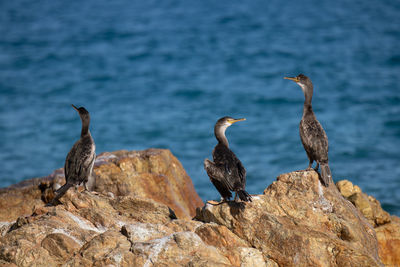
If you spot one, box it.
[1,0,399,215]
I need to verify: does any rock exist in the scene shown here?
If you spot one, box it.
[0,178,51,222]
[41,233,81,260]
[337,180,391,227]
[93,149,203,219]
[337,179,400,266]
[0,192,216,266]
[336,180,361,198]
[130,231,232,266]
[375,216,400,266]
[196,170,383,267]
[1,151,399,266]
[0,149,203,222]
[239,247,276,267]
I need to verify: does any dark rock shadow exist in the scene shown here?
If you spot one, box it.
[227,201,246,217]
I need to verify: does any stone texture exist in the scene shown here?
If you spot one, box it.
[0,178,51,222]
[196,170,384,267]
[337,180,391,227]
[0,149,203,222]
[0,191,235,267]
[337,179,400,266]
[0,150,399,267]
[375,216,400,267]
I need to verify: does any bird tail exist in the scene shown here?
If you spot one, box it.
[238,190,252,202]
[48,183,73,206]
[320,163,332,187]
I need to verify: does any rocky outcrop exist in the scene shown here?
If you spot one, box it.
[0,188,268,267]
[337,180,400,266]
[196,171,383,266]
[0,149,203,222]
[0,149,398,266]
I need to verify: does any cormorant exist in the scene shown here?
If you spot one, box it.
[284,74,332,186]
[50,105,96,205]
[204,116,252,203]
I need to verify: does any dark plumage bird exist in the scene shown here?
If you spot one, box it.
[284,74,332,186]
[50,105,96,205]
[204,116,252,203]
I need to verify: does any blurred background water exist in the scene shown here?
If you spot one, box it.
[1,0,399,215]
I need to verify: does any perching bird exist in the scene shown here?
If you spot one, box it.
[204,116,252,203]
[50,105,96,205]
[284,74,332,186]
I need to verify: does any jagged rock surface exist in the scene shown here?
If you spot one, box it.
[196,170,384,266]
[0,149,203,221]
[337,179,400,266]
[0,150,398,266]
[0,190,270,267]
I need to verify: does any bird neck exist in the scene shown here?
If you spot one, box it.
[81,119,90,137]
[302,83,313,116]
[215,125,229,148]
[303,103,314,117]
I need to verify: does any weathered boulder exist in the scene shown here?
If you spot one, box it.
[196,170,384,266]
[92,149,203,219]
[0,150,399,267]
[0,189,264,267]
[375,216,400,267]
[0,177,52,222]
[337,179,400,266]
[0,149,203,221]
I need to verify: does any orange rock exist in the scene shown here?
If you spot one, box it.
[375,216,400,266]
[92,149,204,219]
[196,171,384,267]
[0,149,203,222]
[337,179,400,266]
[1,151,398,267]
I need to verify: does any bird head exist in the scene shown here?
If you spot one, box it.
[216,116,246,128]
[71,104,90,121]
[284,74,313,94]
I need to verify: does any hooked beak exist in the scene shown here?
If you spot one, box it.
[71,104,79,112]
[229,118,246,124]
[284,76,300,82]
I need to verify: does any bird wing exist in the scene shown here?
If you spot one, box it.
[64,137,95,185]
[64,143,78,184]
[300,118,329,162]
[236,158,246,185]
[204,159,233,192]
[212,144,245,190]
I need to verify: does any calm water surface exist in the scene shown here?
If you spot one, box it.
[1,0,399,215]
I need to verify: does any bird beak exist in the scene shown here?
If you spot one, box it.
[71,104,79,112]
[230,118,246,124]
[284,76,299,82]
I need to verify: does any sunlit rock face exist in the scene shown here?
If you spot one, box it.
[195,171,385,266]
[0,150,398,266]
[0,149,203,222]
[337,179,400,267]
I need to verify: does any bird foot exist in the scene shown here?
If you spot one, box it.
[305,167,314,171]
[206,200,224,205]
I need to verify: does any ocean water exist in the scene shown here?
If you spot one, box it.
[1,0,399,215]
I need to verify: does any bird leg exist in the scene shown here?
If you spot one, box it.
[314,162,320,172]
[234,192,238,202]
